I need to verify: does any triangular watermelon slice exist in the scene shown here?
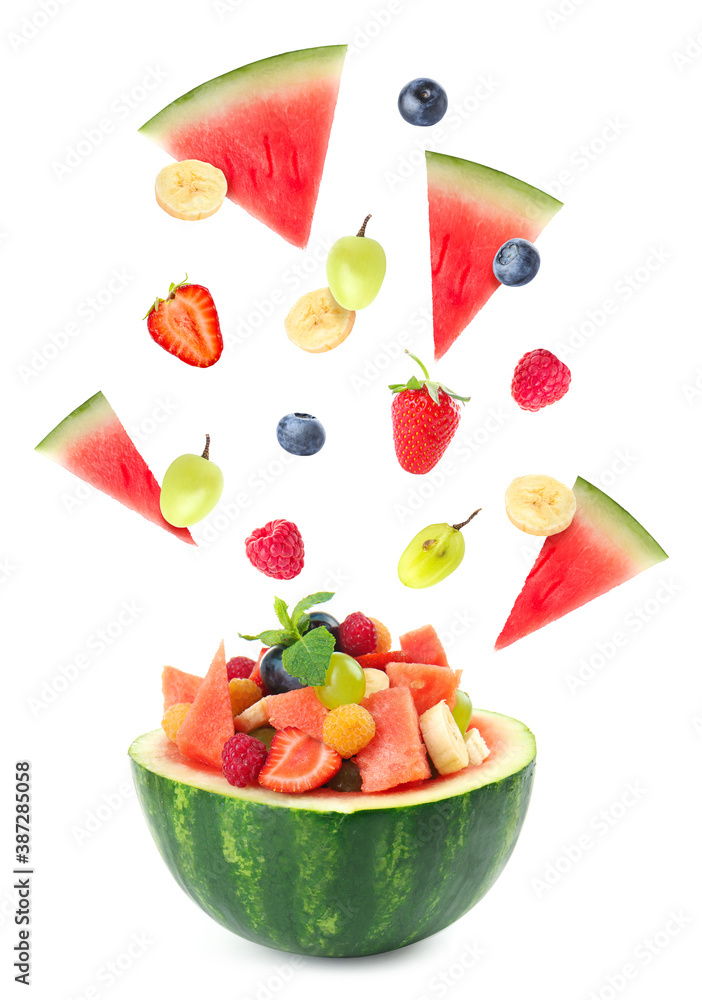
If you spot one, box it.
[176,641,234,768]
[495,478,668,650]
[426,151,563,360]
[140,45,347,248]
[162,666,203,711]
[35,391,194,545]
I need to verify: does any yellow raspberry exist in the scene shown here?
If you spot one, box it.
[369,617,391,653]
[229,678,262,718]
[162,702,191,743]
[323,703,376,758]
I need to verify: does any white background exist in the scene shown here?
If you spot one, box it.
[2,0,701,997]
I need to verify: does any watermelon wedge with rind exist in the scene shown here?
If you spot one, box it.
[35,391,194,545]
[495,478,668,649]
[426,151,563,359]
[140,45,347,248]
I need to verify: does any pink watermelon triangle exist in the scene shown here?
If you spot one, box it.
[162,666,203,712]
[495,478,668,650]
[140,45,347,248]
[426,152,563,360]
[35,391,194,545]
[176,642,234,768]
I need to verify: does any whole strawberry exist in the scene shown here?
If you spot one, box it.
[389,352,470,474]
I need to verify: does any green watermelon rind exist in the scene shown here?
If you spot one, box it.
[140,45,348,139]
[426,150,563,225]
[129,710,535,957]
[574,477,668,567]
[35,390,111,458]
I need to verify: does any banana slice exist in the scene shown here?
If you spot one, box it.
[285,287,355,353]
[505,474,576,536]
[155,159,228,221]
[363,668,390,697]
[233,697,269,733]
[419,700,469,775]
[464,727,490,765]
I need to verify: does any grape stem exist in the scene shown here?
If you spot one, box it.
[356,214,372,237]
[201,434,211,460]
[452,509,482,531]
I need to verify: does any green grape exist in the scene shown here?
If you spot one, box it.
[160,434,224,528]
[315,653,366,709]
[326,214,386,310]
[452,691,473,734]
[398,510,481,589]
[248,726,276,749]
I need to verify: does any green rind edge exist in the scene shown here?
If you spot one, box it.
[129,713,535,957]
[574,477,668,566]
[426,149,563,223]
[35,391,110,457]
[139,44,348,138]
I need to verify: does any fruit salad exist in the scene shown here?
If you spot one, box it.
[158,592,490,795]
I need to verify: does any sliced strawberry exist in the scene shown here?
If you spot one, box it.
[145,278,223,368]
[258,727,341,793]
[355,650,414,671]
[249,647,270,696]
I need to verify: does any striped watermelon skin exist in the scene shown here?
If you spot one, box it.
[129,710,535,957]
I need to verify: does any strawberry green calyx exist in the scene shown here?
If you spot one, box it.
[389,350,471,406]
[143,274,190,320]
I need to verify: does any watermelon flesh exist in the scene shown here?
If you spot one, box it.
[386,663,461,717]
[176,642,234,768]
[162,666,203,711]
[266,687,328,741]
[35,391,194,545]
[356,687,431,792]
[140,46,347,248]
[496,478,668,649]
[426,152,563,360]
[399,624,449,666]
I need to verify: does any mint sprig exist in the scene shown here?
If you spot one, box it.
[239,591,336,686]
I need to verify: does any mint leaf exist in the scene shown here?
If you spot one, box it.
[282,627,335,686]
[296,612,311,635]
[291,591,334,629]
[239,629,296,647]
[274,596,293,633]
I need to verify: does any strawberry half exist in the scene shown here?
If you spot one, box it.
[258,727,342,793]
[389,351,470,475]
[145,277,223,367]
[355,650,414,671]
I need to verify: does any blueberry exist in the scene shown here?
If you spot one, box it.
[259,645,305,695]
[492,239,541,287]
[307,612,342,651]
[398,78,448,126]
[276,413,326,457]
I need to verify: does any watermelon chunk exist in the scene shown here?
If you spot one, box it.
[162,666,203,711]
[140,45,347,248]
[496,478,668,649]
[426,152,562,359]
[386,663,461,717]
[176,642,234,768]
[399,624,449,667]
[35,391,195,545]
[266,688,328,742]
[354,650,413,671]
[356,687,431,792]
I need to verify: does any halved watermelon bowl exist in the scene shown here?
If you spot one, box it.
[129,710,535,957]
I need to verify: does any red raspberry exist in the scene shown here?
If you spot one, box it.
[226,656,256,682]
[511,349,571,412]
[221,733,268,787]
[245,519,304,580]
[338,613,377,657]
